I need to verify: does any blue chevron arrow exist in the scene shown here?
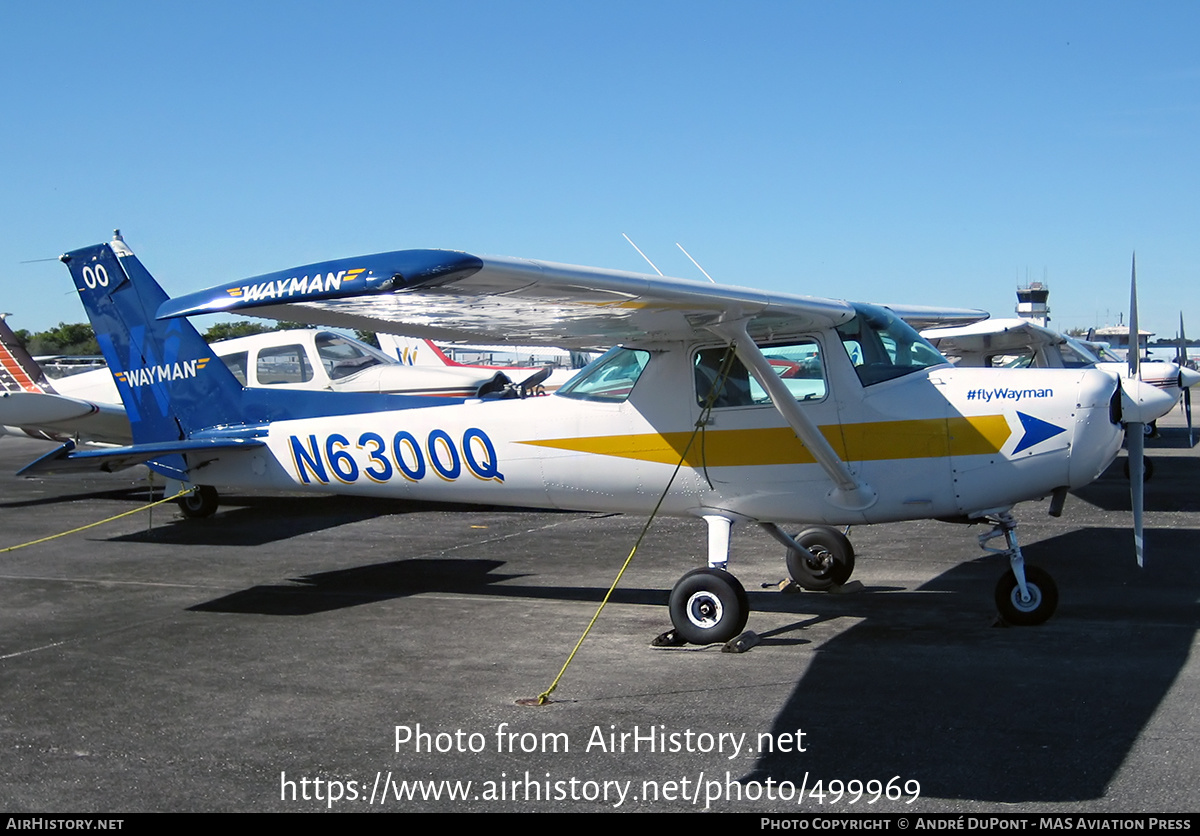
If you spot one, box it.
[1012,411,1067,454]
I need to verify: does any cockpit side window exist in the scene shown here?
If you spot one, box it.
[256,344,314,384]
[836,304,947,386]
[694,340,826,407]
[556,346,651,403]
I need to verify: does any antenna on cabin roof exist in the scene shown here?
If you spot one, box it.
[676,243,716,283]
[621,233,663,276]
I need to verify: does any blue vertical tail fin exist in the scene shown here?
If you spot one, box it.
[60,232,245,443]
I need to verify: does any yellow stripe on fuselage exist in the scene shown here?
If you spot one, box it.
[517,415,1011,467]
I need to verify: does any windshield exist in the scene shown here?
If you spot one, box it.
[836,304,948,386]
[556,346,650,402]
[315,332,391,380]
[1061,337,1102,368]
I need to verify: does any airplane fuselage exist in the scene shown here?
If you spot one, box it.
[194,335,1124,528]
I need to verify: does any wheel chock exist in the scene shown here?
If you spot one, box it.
[651,629,688,647]
[723,631,759,653]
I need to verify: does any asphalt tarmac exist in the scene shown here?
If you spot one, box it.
[1,415,1197,813]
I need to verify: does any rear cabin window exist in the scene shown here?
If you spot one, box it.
[256,344,314,384]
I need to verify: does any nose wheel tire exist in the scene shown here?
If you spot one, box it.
[785,527,856,591]
[178,485,219,519]
[668,568,749,645]
[994,566,1058,626]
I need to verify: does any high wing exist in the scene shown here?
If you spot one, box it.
[921,318,1074,366]
[159,251,987,349]
[883,305,996,332]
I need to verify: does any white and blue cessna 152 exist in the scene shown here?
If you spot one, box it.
[28,233,1172,643]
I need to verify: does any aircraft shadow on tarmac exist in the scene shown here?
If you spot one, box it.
[188,557,668,616]
[0,484,163,510]
[181,517,1199,801]
[1072,424,1200,514]
[1143,425,1196,451]
[111,494,555,547]
[1072,453,1200,513]
[744,525,1200,803]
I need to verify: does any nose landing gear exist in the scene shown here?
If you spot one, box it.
[979,512,1058,626]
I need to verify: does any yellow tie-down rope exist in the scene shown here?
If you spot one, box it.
[532,343,740,705]
[0,488,191,554]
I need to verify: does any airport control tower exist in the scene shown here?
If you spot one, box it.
[1016,282,1050,327]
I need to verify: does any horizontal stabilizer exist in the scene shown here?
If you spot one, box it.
[19,437,264,476]
[1,391,107,424]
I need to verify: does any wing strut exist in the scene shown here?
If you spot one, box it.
[709,319,877,512]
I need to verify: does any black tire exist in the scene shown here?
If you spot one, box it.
[785,527,856,591]
[1123,456,1154,482]
[994,565,1058,626]
[668,568,749,645]
[178,485,219,519]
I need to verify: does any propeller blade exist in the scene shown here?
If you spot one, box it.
[1128,254,1140,379]
[1187,387,1194,448]
[1181,312,1193,447]
[1125,255,1145,567]
[1178,311,1188,367]
[1127,420,1145,567]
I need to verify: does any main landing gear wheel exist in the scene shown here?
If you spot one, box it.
[668,568,749,645]
[785,527,856,591]
[994,565,1058,626]
[178,485,219,519]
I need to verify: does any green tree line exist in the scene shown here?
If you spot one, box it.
[10,320,334,356]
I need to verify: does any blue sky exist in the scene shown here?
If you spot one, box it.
[3,1,1198,341]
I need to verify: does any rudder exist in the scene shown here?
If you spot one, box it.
[60,232,245,443]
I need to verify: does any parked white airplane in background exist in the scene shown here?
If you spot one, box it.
[923,314,1200,444]
[375,333,587,392]
[210,328,519,397]
[28,234,1174,641]
[2,323,528,446]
